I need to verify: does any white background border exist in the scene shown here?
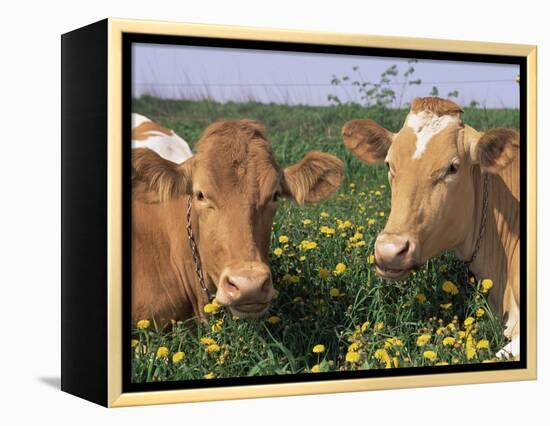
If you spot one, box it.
[1,0,546,424]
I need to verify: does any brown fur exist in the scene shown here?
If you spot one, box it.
[132,120,173,140]
[476,128,520,174]
[410,96,464,116]
[283,151,344,205]
[342,119,393,164]
[132,119,343,325]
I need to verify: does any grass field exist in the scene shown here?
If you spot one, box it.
[131,96,519,382]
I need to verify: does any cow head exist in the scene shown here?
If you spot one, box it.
[342,97,519,279]
[133,119,343,317]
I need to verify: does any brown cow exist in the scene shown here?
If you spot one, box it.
[342,97,520,357]
[132,119,344,326]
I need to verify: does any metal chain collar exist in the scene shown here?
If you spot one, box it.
[185,196,213,299]
[463,173,489,273]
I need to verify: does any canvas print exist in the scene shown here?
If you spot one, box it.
[129,42,521,384]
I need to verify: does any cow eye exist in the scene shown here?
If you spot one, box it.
[446,162,460,176]
[385,161,395,178]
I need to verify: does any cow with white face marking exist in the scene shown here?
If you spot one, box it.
[342,97,520,357]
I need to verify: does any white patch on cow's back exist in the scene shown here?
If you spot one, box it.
[132,112,151,128]
[406,111,458,160]
[132,113,193,164]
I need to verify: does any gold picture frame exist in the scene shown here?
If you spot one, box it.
[61,17,537,407]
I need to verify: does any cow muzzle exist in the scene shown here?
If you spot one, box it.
[374,233,417,280]
[216,263,274,318]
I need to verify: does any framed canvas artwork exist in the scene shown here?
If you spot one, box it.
[61,18,537,407]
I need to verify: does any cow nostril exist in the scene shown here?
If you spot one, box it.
[224,278,239,294]
[396,240,410,257]
[261,277,272,291]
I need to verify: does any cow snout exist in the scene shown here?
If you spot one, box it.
[374,233,417,279]
[216,263,274,318]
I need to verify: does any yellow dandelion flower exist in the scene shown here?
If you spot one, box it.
[416,293,427,304]
[458,330,466,339]
[348,342,360,352]
[367,219,377,225]
[440,302,453,310]
[379,212,385,217]
[375,191,382,196]
[318,267,331,279]
[416,334,431,347]
[345,351,361,363]
[481,278,493,293]
[477,339,490,350]
[367,255,376,265]
[300,240,317,251]
[267,315,281,324]
[442,280,459,295]
[204,302,221,314]
[374,349,392,368]
[299,255,306,262]
[203,372,216,379]
[443,336,456,346]
[361,321,370,332]
[329,287,340,298]
[384,337,403,349]
[205,344,221,353]
[423,350,437,361]
[282,273,300,284]
[466,334,476,360]
[211,319,223,333]
[312,344,326,354]
[278,235,289,244]
[136,319,150,329]
[333,263,347,275]
[447,323,456,331]
[273,247,283,257]
[320,212,330,218]
[436,327,445,336]
[310,364,321,373]
[320,226,336,236]
[131,339,139,348]
[476,308,485,318]
[302,219,312,225]
[200,337,216,346]
[464,317,475,327]
[156,346,169,358]
[172,351,185,363]
[374,321,384,331]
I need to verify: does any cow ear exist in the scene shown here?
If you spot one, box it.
[342,119,394,164]
[132,148,193,203]
[282,151,344,206]
[469,128,519,174]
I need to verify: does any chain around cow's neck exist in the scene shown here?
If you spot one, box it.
[464,172,490,268]
[186,196,213,300]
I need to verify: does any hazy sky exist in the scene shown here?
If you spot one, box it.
[132,43,520,108]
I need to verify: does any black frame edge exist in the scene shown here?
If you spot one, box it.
[61,18,109,407]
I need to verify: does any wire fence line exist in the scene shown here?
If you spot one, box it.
[134,79,517,87]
